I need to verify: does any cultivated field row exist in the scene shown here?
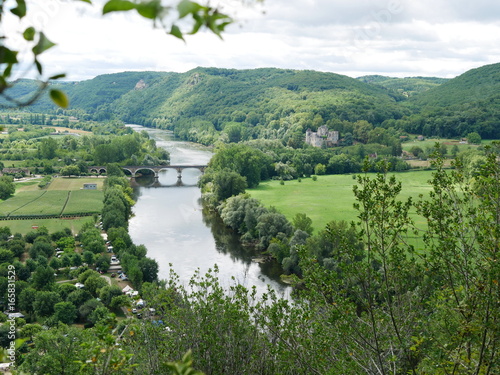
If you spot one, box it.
[0,189,104,218]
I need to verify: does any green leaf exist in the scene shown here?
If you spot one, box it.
[102,0,136,15]
[136,1,161,19]
[0,47,19,64]
[189,14,203,35]
[23,27,36,41]
[77,0,92,3]
[32,33,56,56]
[177,0,202,19]
[50,89,69,108]
[3,65,13,80]
[34,59,42,75]
[10,0,27,18]
[169,25,185,41]
[49,73,67,80]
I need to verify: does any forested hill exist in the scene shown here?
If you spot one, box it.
[3,63,500,140]
[4,67,406,124]
[395,62,500,139]
[409,62,500,108]
[107,67,406,127]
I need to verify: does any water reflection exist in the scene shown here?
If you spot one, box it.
[127,125,290,297]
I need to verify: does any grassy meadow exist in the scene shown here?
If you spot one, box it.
[248,170,435,248]
[47,177,105,191]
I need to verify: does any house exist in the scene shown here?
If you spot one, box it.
[0,168,30,177]
[83,183,97,190]
[305,126,339,148]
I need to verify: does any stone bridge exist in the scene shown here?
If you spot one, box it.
[88,165,207,180]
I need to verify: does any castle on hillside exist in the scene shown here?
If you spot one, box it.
[305,125,339,148]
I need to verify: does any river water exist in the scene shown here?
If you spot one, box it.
[127,125,290,297]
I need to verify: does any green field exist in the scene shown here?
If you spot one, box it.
[248,170,435,238]
[48,177,105,191]
[63,190,104,214]
[0,191,46,216]
[0,217,94,235]
[10,191,69,216]
[0,177,104,218]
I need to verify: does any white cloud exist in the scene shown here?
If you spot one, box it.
[5,0,500,80]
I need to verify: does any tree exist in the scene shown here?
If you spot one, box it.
[67,289,93,309]
[34,291,62,317]
[212,169,247,202]
[0,176,15,200]
[139,257,159,283]
[88,306,113,326]
[207,144,271,188]
[82,251,95,266]
[60,165,80,177]
[95,255,111,272]
[18,287,37,316]
[314,163,326,175]
[31,266,56,290]
[83,275,108,296]
[19,323,43,341]
[53,302,77,324]
[413,144,500,373]
[57,283,79,301]
[18,325,83,375]
[38,138,59,159]
[109,295,130,310]
[467,131,482,144]
[98,285,123,307]
[409,145,424,158]
[0,249,13,265]
[223,122,244,143]
[105,163,125,177]
[292,213,313,235]
[255,211,293,250]
[29,239,54,259]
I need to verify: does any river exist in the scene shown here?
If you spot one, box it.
[127,125,290,297]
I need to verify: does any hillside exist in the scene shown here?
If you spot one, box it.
[395,63,500,139]
[108,67,406,127]
[410,62,500,108]
[357,75,448,97]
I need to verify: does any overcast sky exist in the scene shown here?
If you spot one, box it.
[6,0,500,81]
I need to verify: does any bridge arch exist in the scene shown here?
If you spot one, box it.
[129,167,158,178]
[89,167,106,175]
